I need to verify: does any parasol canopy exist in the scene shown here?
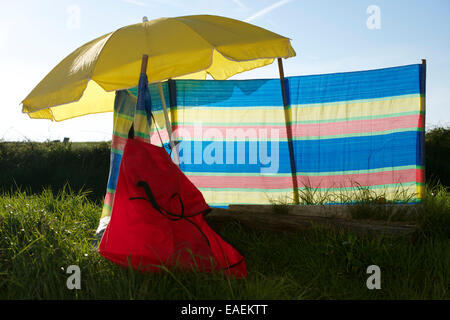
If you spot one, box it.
[21,14,296,121]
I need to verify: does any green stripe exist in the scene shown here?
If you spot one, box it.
[115,113,134,121]
[135,109,148,116]
[113,130,129,139]
[183,165,423,177]
[111,148,123,155]
[113,130,151,139]
[198,181,417,193]
[106,188,116,194]
[134,131,150,139]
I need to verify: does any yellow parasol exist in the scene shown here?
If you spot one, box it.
[21,14,296,122]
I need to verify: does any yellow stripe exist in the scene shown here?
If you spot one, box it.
[134,114,150,135]
[200,189,293,205]
[101,205,112,218]
[416,184,424,200]
[113,113,150,136]
[173,95,421,124]
[199,184,419,205]
[113,115,132,134]
[175,107,285,124]
[291,95,421,122]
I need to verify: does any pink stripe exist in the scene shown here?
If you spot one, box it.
[171,115,420,139]
[135,136,151,144]
[150,130,169,145]
[103,191,115,206]
[187,169,418,189]
[416,168,425,183]
[111,135,128,151]
[292,114,421,137]
[112,133,156,149]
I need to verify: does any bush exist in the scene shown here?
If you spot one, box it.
[0,141,110,201]
[426,126,450,187]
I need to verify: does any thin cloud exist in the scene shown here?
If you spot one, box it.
[125,0,187,9]
[124,0,149,7]
[232,0,247,9]
[245,0,293,23]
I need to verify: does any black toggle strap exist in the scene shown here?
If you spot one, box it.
[128,124,135,139]
[136,180,184,221]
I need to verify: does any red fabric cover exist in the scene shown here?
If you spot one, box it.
[98,138,246,278]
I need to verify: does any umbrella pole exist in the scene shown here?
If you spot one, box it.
[158,82,180,166]
[277,58,299,205]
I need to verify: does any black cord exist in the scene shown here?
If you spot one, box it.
[136,180,184,221]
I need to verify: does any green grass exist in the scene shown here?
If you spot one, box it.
[269,182,420,221]
[0,186,448,299]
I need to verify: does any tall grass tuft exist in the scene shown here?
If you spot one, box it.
[416,184,450,240]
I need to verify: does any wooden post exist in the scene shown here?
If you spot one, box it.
[420,59,427,188]
[158,82,180,166]
[139,54,179,166]
[140,54,148,74]
[129,54,150,139]
[168,79,177,132]
[278,58,299,205]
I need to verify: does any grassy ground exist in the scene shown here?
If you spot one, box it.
[0,185,448,299]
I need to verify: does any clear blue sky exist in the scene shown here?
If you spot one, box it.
[1,0,449,141]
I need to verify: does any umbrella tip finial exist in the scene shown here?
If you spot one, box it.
[142,16,148,23]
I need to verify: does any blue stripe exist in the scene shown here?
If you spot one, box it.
[176,78,283,107]
[177,131,420,174]
[293,130,420,173]
[128,82,170,112]
[287,64,422,105]
[126,64,421,108]
[107,152,122,190]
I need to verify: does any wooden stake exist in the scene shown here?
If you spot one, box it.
[139,54,179,166]
[158,82,180,166]
[140,54,148,74]
[278,58,299,205]
[421,59,427,187]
